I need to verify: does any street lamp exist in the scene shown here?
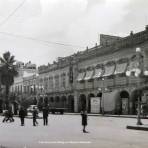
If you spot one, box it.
[126,47,143,125]
[135,47,143,125]
[98,78,105,115]
[98,88,102,114]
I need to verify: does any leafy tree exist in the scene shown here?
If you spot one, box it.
[0,51,18,109]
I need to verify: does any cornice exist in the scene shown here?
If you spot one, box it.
[77,29,148,63]
[38,27,148,74]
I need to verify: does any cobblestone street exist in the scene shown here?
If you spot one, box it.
[0,115,148,148]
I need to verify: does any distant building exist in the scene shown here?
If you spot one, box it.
[38,26,148,114]
[10,61,37,98]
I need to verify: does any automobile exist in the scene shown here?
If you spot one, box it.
[27,105,38,113]
[48,108,67,114]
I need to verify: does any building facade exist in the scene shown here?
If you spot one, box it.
[10,61,37,100]
[38,26,148,114]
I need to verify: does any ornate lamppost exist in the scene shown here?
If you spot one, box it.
[98,78,107,115]
[126,47,143,125]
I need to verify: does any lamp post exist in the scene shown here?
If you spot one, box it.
[98,78,105,115]
[135,47,143,125]
[98,88,102,114]
[126,47,143,125]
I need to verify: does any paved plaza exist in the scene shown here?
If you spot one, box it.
[0,115,148,148]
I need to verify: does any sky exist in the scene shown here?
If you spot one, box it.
[0,0,148,66]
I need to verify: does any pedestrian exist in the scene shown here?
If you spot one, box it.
[19,107,26,126]
[42,106,49,126]
[32,107,38,126]
[2,110,9,122]
[81,109,88,133]
[7,109,15,122]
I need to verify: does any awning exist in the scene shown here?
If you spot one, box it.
[93,68,103,78]
[84,70,94,80]
[128,60,139,71]
[126,60,141,76]
[103,65,115,77]
[114,63,127,74]
[77,72,85,81]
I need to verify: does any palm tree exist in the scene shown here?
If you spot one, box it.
[0,51,18,109]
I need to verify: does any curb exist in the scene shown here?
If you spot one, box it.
[126,125,148,131]
[64,113,148,119]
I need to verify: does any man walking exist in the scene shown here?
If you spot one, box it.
[19,107,26,126]
[32,107,38,126]
[42,106,49,126]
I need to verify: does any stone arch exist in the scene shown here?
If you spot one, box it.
[97,92,103,113]
[49,97,54,103]
[120,90,130,114]
[87,93,95,113]
[131,89,142,115]
[55,96,60,108]
[55,96,60,102]
[68,95,74,112]
[79,94,87,112]
[61,96,67,108]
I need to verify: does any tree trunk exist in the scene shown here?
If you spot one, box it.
[5,85,10,110]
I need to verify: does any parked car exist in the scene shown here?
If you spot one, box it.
[27,105,38,113]
[48,108,67,114]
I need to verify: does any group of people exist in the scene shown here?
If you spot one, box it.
[2,109,15,123]
[19,106,49,126]
[2,106,88,133]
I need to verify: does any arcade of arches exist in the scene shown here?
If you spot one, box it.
[78,89,148,114]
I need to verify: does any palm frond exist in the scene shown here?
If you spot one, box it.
[0,57,6,63]
[3,51,10,62]
[9,55,15,64]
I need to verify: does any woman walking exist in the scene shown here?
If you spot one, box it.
[81,109,88,133]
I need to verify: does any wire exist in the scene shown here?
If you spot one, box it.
[0,0,26,27]
[0,0,84,48]
[0,31,84,48]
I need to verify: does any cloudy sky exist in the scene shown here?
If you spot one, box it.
[0,0,148,66]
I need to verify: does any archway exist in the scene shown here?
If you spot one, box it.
[120,91,130,114]
[55,96,60,108]
[61,96,67,108]
[68,95,74,112]
[79,94,86,112]
[87,93,95,113]
[131,89,142,115]
[97,92,102,113]
[49,97,54,103]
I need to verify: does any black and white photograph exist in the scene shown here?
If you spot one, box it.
[0,0,148,148]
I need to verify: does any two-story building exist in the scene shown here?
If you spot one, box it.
[38,26,148,114]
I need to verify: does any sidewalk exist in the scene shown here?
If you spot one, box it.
[1,112,148,119]
[64,112,148,119]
